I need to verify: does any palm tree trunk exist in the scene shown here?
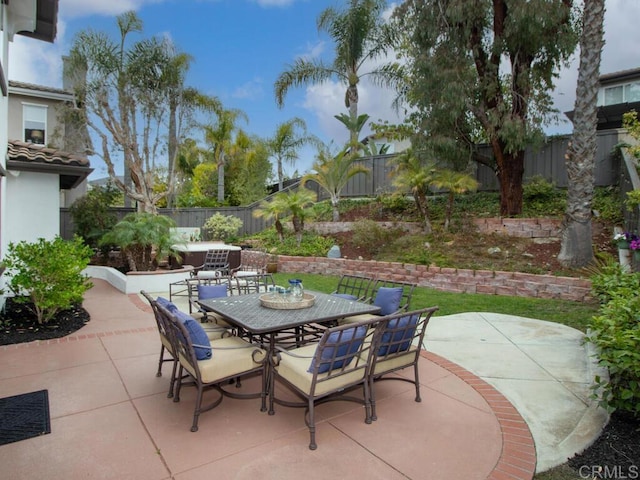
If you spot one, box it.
[558,0,605,268]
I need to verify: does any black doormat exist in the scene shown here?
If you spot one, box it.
[0,390,51,446]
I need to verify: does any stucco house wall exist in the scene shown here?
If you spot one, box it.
[5,170,60,246]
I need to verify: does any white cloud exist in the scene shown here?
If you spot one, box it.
[232,78,264,100]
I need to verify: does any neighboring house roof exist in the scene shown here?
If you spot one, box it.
[7,140,92,189]
[8,80,72,101]
[598,67,640,86]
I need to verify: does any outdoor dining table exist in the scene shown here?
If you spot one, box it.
[197,291,381,412]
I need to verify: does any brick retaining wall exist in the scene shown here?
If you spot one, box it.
[276,255,592,303]
[257,218,593,302]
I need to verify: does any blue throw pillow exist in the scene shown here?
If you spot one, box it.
[374,287,403,315]
[331,293,358,301]
[173,309,212,360]
[156,296,179,313]
[197,283,228,300]
[308,326,367,374]
[378,314,419,356]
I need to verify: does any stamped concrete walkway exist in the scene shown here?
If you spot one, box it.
[0,279,605,479]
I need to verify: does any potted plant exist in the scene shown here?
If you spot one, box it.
[266,250,278,273]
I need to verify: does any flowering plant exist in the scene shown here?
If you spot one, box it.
[630,239,640,251]
[613,232,638,248]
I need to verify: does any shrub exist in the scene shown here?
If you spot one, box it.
[587,267,640,417]
[351,219,401,256]
[69,184,120,250]
[248,227,333,257]
[522,176,566,216]
[202,213,243,242]
[101,213,178,271]
[3,236,93,324]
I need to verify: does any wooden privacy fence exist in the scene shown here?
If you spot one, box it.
[60,131,624,240]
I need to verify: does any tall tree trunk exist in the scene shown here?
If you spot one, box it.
[495,147,525,216]
[217,151,225,204]
[558,0,605,268]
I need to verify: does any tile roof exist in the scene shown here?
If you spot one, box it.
[8,80,71,96]
[8,140,90,167]
[6,140,93,189]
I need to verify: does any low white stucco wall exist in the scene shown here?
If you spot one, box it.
[84,265,193,294]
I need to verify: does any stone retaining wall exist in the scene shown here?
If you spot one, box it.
[310,218,563,238]
[276,256,592,303]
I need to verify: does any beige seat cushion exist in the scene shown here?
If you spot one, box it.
[180,336,265,384]
[339,313,379,324]
[276,344,366,396]
[371,345,419,374]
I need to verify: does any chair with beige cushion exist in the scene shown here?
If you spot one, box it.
[268,316,385,450]
[330,273,374,302]
[191,249,231,279]
[339,278,417,324]
[157,303,268,432]
[186,278,233,329]
[368,306,438,421]
[141,290,228,398]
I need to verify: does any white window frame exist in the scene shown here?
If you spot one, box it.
[22,102,48,145]
[601,81,640,106]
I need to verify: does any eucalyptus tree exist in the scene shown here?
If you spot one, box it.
[202,108,248,204]
[395,0,578,216]
[67,11,211,213]
[274,0,401,150]
[558,0,606,268]
[301,144,370,222]
[268,117,320,191]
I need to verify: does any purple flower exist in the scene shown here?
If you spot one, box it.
[630,239,640,251]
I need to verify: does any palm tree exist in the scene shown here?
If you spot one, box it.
[282,188,318,246]
[274,0,400,150]
[558,0,606,268]
[253,194,291,242]
[302,145,369,222]
[202,108,248,204]
[391,149,436,234]
[431,169,479,231]
[268,118,320,191]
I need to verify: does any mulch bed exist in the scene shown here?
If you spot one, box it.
[0,297,90,346]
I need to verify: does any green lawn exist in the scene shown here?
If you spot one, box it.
[272,273,598,332]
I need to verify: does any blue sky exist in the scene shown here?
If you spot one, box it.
[8,0,640,180]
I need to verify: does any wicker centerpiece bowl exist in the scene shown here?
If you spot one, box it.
[259,292,316,310]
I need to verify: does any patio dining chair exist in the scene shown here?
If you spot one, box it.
[268,316,385,450]
[231,249,268,278]
[368,306,438,421]
[186,278,233,329]
[157,303,268,432]
[339,279,417,325]
[140,290,228,398]
[233,272,275,295]
[191,249,231,279]
[330,273,374,302]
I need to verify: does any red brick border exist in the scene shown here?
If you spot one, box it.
[424,351,536,480]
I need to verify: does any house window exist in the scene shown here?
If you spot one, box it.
[23,103,48,145]
[625,82,640,103]
[602,81,640,106]
[604,86,623,106]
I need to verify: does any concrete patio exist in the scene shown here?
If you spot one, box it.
[0,278,603,479]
